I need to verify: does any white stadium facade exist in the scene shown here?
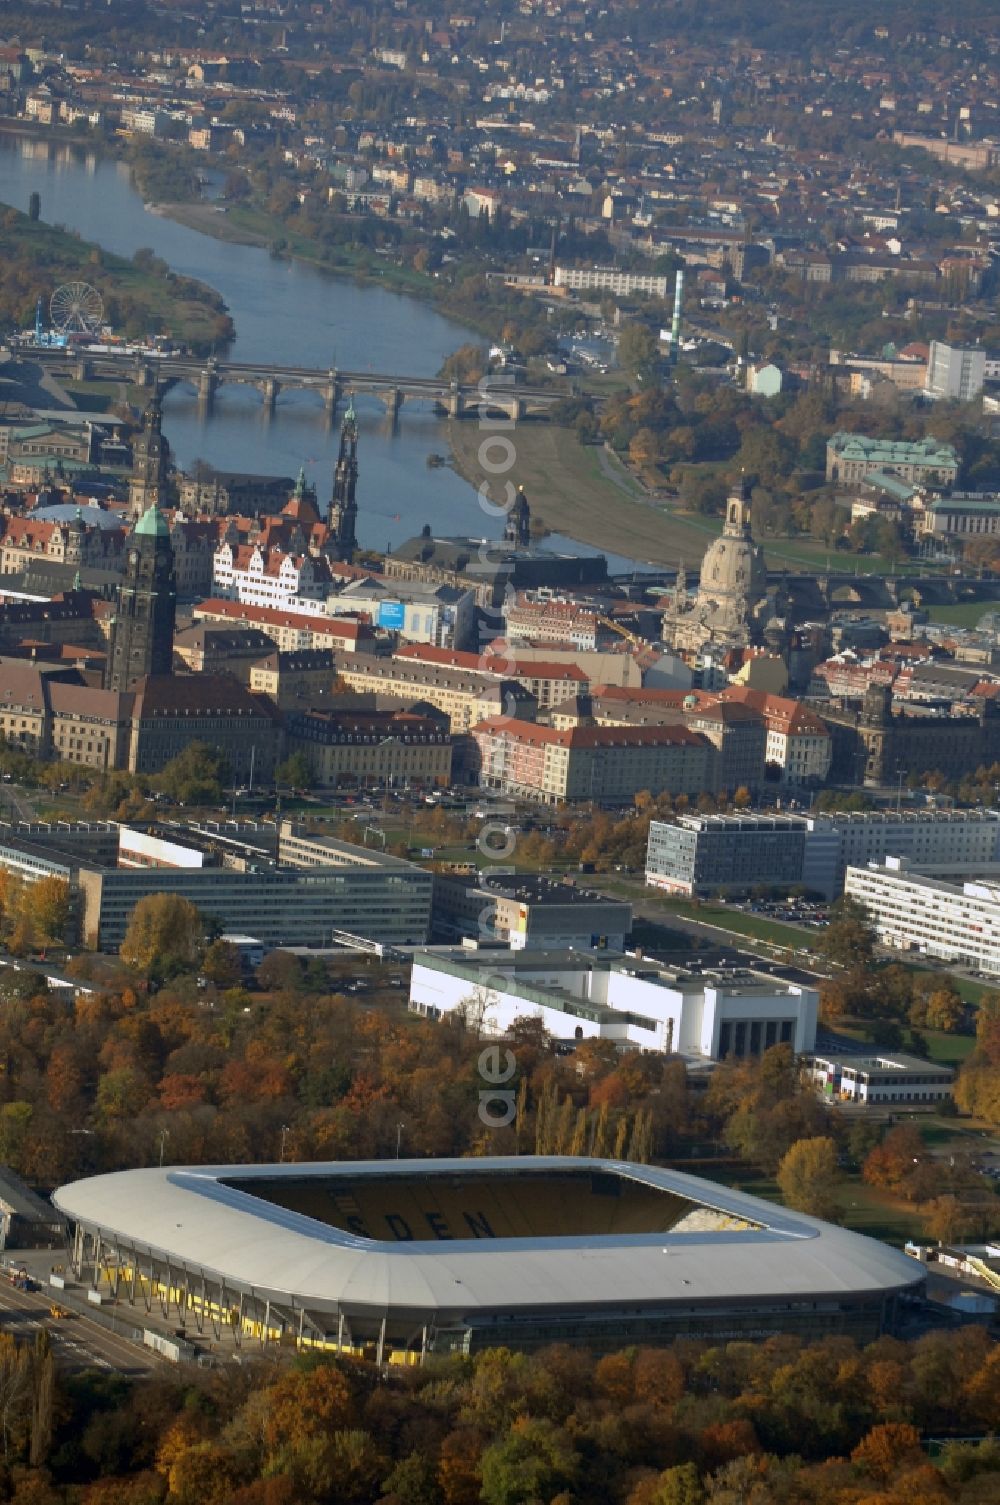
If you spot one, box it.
[52,1157,925,1361]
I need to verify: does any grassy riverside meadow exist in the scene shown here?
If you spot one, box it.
[0,200,233,353]
[446,417,960,573]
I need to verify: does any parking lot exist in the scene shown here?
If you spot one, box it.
[0,1256,164,1376]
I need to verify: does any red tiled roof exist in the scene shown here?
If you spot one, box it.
[194,598,364,640]
[396,644,486,671]
[132,674,279,720]
[717,686,831,736]
[470,717,706,749]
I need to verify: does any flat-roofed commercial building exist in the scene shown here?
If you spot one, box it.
[432,873,632,951]
[647,808,1000,900]
[646,814,806,897]
[925,341,986,403]
[845,856,1000,975]
[805,809,1000,896]
[409,949,817,1061]
[0,820,432,951]
[811,1052,955,1107]
[554,266,669,298]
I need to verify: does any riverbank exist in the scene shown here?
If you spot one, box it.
[447,419,709,566]
[156,199,478,318]
[0,201,231,354]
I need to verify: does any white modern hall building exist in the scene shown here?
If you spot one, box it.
[409,948,818,1061]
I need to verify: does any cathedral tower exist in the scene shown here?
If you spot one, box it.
[129,390,171,520]
[328,400,359,561]
[104,504,177,692]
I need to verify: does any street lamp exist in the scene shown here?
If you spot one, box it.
[280,1124,291,1163]
[395,1122,405,1160]
[158,1128,170,1168]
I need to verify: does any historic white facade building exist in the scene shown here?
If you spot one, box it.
[212,541,334,612]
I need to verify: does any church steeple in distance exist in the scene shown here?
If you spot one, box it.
[505,484,531,548]
[104,503,177,692]
[328,398,359,561]
[129,387,171,521]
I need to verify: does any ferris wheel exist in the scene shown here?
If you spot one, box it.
[49,281,104,336]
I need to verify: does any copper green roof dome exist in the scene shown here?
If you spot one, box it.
[134,503,170,539]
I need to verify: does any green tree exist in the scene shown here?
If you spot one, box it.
[200,939,243,989]
[438,343,487,384]
[924,986,964,1033]
[155,742,229,805]
[633,1462,705,1505]
[776,1136,842,1221]
[96,1065,151,1122]
[382,1451,441,1505]
[22,876,70,944]
[818,895,875,971]
[480,1417,580,1505]
[275,751,315,790]
[617,322,660,385]
[0,1104,33,1174]
[120,893,207,979]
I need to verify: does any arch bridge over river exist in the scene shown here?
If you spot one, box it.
[27,346,570,422]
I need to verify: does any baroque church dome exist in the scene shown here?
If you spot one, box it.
[698,481,767,611]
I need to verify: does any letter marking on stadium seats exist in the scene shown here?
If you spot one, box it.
[463,1211,495,1238]
[385,1214,413,1240]
[425,1212,453,1239]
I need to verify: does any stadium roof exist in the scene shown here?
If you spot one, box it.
[53,1157,921,1321]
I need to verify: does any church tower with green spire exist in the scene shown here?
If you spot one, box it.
[328,399,359,561]
[104,503,177,691]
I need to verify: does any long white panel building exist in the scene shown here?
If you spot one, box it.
[845,855,1000,975]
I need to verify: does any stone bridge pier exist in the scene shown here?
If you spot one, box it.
[261,376,281,413]
[198,363,218,415]
[443,385,523,422]
[324,370,341,419]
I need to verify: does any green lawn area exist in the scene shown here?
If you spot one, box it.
[921,1029,977,1065]
[831,1016,976,1067]
[947,973,994,1007]
[919,1118,1000,1150]
[676,901,815,949]
[836,1177,927,1246]
[926,599,1000,627]
[696,1159,927,1248]
[61,381,115,412]
[626,887,814,949]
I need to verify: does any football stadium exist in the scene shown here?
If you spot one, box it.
[52,1157,925,1360]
